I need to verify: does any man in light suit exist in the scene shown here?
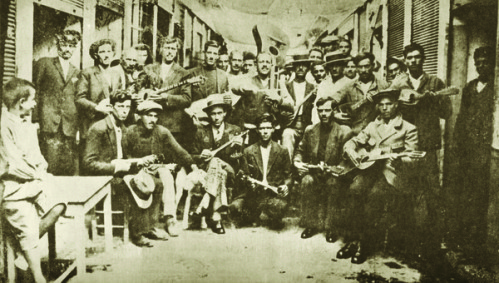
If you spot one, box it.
[143,37,192,149]
[32,30,81,176]
[337,90,418,264]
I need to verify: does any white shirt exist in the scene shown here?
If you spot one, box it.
[477,81,487,93]
[260,145,271,184]
[58,56,70,80]
[259,77,270,89]
[161,63,173,81]
[358,80,373,97]
[409,73,423,90]
[212,123,225,143]
[293,81,307,115]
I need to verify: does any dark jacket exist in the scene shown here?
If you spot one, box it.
[192,122,242,167]
[144,63,192,133]
[400,72,452,150]
[32,57,80,137]
[184,64,229,102]
[294,122,354,166]
[76,65,123,138]
[285,80,316,127]
[242,141,293,188]
[83,115,125,175]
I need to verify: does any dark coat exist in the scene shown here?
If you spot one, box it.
[294,122,354,166]
[400,72,452,151]
[242,141,293,188]
[143,63,192,133]
[285,80,316,127]
[184,65,229,102]
[76,65,123,138]
[32,57,80,137]
[83,115,125,175]
[192,122,242,167]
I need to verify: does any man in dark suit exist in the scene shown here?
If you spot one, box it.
[76,39,124,141]
[32,30,81,176]
[190,95,243,234]
[294,97,354,242]
[144,37,192,149]
[229,114,292,229]
[281,53,317,159]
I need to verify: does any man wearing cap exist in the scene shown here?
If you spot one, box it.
[281,53,317,159]
[338,89,418,264]
[32,30,81,176]
[229,113,292,229]
[190,95,243,234]
[123,100,200,245]
[76,39,124,142]
[294,97,354,242]
[144,36,192,150]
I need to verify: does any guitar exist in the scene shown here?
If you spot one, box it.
[346,147,426,170]
[132,75,206,101]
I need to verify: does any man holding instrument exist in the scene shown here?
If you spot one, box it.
[190,95,243,234]
[337,89,418,264]
[294,97,354,242]
[143,37,192,150]
[229,113,292,230]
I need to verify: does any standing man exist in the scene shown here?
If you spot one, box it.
[242,52,257,76]
[217,53,230,72]
[401,43,452,256]
[281,53,317,159]
[311,62,327,85]
[117,48,138,89]
[144,37,192,149]
[185,40,229,102]
[386,57,406,83]
[229,114,292,230]
[306,48,324,84]
[343,57,357,80]
[32,30,81,176]
[294,97,353,242]
[338,38,352,57]
[76,39,123,144]
[228,50,244,77]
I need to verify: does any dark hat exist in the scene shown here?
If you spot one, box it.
[373,89,401,104]
[256,113,276,126]
[202,94,232,113]
[323,51,350,65]
[137,100,163,114]
[123,169,155,209]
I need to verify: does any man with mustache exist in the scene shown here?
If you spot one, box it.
[32,30,81,176]
[118,48,138,89]
[228,50,244,77]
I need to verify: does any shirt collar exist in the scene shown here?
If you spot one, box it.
[3,110,27,124]
[212,122,225,133]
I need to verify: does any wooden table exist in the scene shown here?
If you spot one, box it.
[50,176,114,283]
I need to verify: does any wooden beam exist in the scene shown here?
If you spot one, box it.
[82,0,97,68]
[153,4,158,61]
[16,0,33,80]
[124,0,132,48]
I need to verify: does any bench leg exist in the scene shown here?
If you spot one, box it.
[6,236,16,283]
[48,226,56,280]
[183,192,191,230]
[103,190,113,252]
[75,210,86,277]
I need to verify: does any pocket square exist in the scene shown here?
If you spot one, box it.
[71,77,78,83]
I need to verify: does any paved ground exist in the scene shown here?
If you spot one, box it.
[42,218,422,283]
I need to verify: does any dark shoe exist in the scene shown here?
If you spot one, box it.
[325,231,338,243]
[336,242,356,259]
[210,221,225,234]
[351,242,368,264]
[301,228,317,239]
[145,228,169,241]
[132,236,154,247]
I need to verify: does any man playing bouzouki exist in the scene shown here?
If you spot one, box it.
[337,89,418,264]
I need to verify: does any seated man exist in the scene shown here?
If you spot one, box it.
[337,90,418,264]
[229,114,292,229]
[190,95,243,234]
[294,97,353,242]
[122,101,199,245]
[1,78,66,283]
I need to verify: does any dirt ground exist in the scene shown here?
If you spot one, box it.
[41,217,422,283]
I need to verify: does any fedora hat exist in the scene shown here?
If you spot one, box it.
[202,94,232,113]
[323,51,350,65]
[123,169,155,209]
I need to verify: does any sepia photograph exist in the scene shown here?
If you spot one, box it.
[0,0,497,282]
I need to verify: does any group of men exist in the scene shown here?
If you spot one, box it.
[0,25,494,281]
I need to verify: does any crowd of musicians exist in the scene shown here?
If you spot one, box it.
[0,28,494,281]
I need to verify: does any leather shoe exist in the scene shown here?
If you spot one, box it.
[145,228,169,241]
[133,236,154,247]
[351,242,368,264]
[301,228,317,239]
[165,218,179,237]
[210,221,225,234]
[325,231,338,243]
[336,242,356,259]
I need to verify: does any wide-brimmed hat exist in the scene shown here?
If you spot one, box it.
[289,53,316,65]
[137,100,163,114]
[202,94,232,113]
[323,51,350,65]
[123,169,155,209]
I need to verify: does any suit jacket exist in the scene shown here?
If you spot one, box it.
[294,122,354,166]
[32,57,80,137]
[344,114,418,186]
[76,65,123,138]
[83,115,124,175]
[144,63,192,133]
[285,80,316,127]
[242,141,293,188]
[400,72,451,150]
[184,64,229,102]
[192,122,242,167]
[331,77,389,134]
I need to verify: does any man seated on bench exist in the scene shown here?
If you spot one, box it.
[0,78,66,283]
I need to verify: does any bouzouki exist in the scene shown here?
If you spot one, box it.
[208,130,249,157]
[283,84,319,127]
[238,173,280,195]
[132,75,206,101]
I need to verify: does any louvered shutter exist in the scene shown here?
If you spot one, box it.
[412,0,439,76]
[3,1,15,84]
[387,0,404,59]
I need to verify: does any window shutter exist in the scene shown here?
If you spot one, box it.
[3,1,15,84]
[412,0,439,76]
[387,0,405,59]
